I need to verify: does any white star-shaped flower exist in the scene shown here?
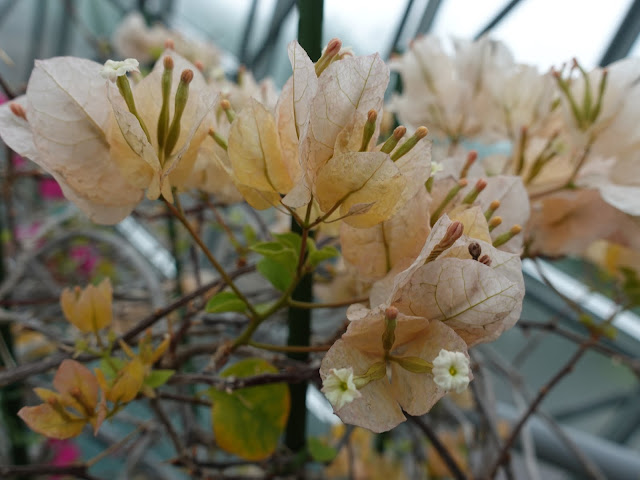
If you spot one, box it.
[321,367,362,410]
[100,58,140,82]
[432,349,471,393]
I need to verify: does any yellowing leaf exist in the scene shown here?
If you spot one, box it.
[107,357,145,404]
[60,279,113,333]
[18,404,86,439]
[210,358,290,460]
[53,359,99,415]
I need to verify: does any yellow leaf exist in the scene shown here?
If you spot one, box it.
[53,359,99,416]
[18,404,86,440]
[60,279,113,333]
[107,357,145,404]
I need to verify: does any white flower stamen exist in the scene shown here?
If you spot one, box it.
[100,58,140,82]
[321,367,362,410]
[432,349,471,393]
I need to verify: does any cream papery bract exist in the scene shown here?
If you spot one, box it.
[320,307,469,432]
[112,12,221,73]
[304,52,431,227]
[107,50,218,201]
[527,189,640,256]
[389,35,514,141]
[370,215,525,347]
[225,41,315,210]
[340,188,431,281]
[226,40,431,228]
[429,173,530,253]
[0,58,144,224]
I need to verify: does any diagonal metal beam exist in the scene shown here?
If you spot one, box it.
[238,0,259,66]
[599,0,640,66]
[387,0,415,59]
[474,0,525,39]
[249,0,296,79]
[415,0,444,35]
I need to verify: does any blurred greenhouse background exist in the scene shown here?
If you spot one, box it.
[1,1,640,479]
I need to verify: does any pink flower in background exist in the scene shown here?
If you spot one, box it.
[70,245,99,276]
[39,177,64,199]
[11,153,25,168]
[47,439,81,479]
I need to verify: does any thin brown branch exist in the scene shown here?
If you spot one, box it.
[156,391,212,407]
[408,415,468,480]
[169,364,319,389]
[0,267,254,387]
[517,319,640,376]
[0,464,101,480]
[485,336,597,479]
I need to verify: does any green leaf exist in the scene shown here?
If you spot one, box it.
[99,357,125,378]
[273,232,302,253]
[206,291,247,313]
[250,241,297,268]
[257,257,293,292]
[243,225,258,247]
[144,369,175,388]
[209,358,290,461]
[308,436,337,462]
[307,245,339,268]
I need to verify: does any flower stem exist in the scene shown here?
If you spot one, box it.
[163,198,258,318]
[248,340,330,353]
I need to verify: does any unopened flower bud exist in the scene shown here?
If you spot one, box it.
[492,224,522,248]
[380,125,406,154]
[425,221,464,264]
[489,216,502,232]
[9,102,26,120]
[485,200,500,220]
[462,178,487,204]
[382,307,398,353]
[478,254,492,266]
[353,361,387,388]
[390,126,428,161]
[208,128,228,150]
[430,179,468,226]
[391,355,433,374]
[468,242,482,260]
[315,38,342,76]
[220,99,236,124]
[113,67,151,143]
[360,109,377,152]
[157,57,174,156]
[460,150,477,179]
[163,69,193,157]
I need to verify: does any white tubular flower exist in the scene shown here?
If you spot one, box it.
[432,349,471,393]
[430,161,444,176]
[100,58,140,82]
[321,367,362,410]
